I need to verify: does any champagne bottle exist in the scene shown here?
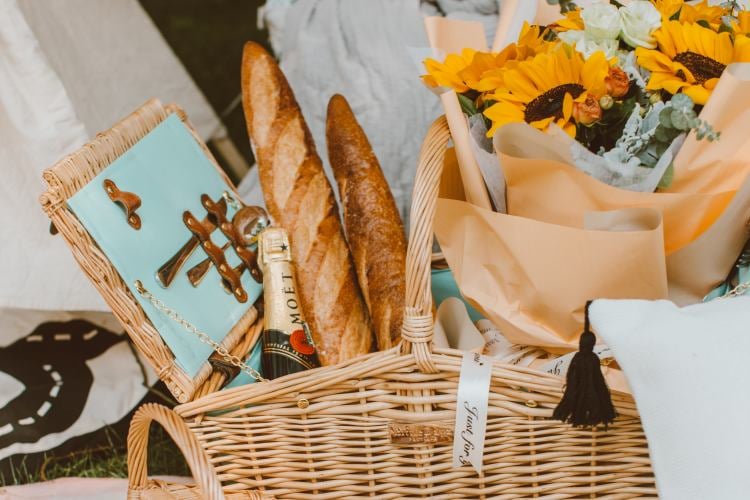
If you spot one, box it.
[257,227,319,379]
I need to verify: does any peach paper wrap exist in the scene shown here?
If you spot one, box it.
[434,200,668,351]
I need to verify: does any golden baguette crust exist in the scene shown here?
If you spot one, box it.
[241,42,372,365]
[326,94,406,350]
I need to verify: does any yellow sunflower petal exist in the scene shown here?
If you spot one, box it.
[581,51,609,97]
[704,78,720,91]
[715,32,733,64]
[636,48,675,72]
[647,71,689,94]
[734,35,750,62]
[563,93,574,122]
[682,85,712,105]
[530,116,555,130]
[561,120,577,138]
[653,23,677,58]
[484,101,526,137]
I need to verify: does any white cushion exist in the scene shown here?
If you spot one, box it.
[590,298,750,500]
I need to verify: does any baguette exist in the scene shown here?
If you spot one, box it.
[241,42,372,365]
[326,95,406,350]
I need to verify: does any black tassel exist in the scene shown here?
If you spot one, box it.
[552,301,616,428]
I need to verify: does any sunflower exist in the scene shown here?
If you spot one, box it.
[677,0,727,29]
[471,23,554,92]
[652,0,683,20]
[422,48,477,93]
[652,0,727,27]
[550,8,584,32]
[483,47,610,137]
[636,21,750,104]
[423,23,553,95]
[731,11,750,36]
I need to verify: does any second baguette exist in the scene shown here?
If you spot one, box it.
[326,94,407,350]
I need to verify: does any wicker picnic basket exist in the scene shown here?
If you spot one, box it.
[40,99,656,499]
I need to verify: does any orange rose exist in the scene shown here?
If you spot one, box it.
[605,67,631,98]
[573,94,602,126]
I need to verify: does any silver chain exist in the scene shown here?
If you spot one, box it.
[721,280,750,299]
[134,280,267,382]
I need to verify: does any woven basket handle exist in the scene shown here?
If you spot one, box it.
[127,403,225,500]
[400,116,452,373]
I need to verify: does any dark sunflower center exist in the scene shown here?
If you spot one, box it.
[673,51,726,85]
[524,83,584,124]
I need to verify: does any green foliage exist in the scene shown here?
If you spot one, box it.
[1,425,188,485]
[656,94,720,144]
[546,0,578,14]
[576,87,641,153]
[722,1,744,17]
[458,93,478,116]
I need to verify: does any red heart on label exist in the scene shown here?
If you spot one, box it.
[290,329,315,355]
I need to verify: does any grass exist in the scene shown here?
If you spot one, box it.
[2,416,189,486]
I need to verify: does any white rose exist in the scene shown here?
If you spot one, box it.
[581,2,621,40]
[559,30,619,59]
[619,1,662,49]
[558,29,585,46]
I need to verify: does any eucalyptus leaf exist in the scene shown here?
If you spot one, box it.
[670,109,690,130]
[670,93,694,112]
[659,107,673,127]
[654,126,672,142]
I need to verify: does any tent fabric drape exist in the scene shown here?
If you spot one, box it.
[1,0,222,312]
[0,0,104,312]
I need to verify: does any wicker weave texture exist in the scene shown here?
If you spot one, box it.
[39,101,656,498]
[166,117,655,498]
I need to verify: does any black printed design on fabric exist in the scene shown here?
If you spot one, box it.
[0,320,122,449]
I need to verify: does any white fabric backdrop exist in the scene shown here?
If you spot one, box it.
[0,0,220,313]
[242,0,576,219]
[243,0,442,221]
[16,0,221,140]
[0,0,103,312]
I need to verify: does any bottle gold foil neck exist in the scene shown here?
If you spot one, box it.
[258,227,292,267]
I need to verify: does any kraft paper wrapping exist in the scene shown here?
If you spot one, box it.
[440,90,492,209]
[423,7,536,210]
[434,201,668,352]
[671,64,750,194]
[495,124,736,255]
[424,16,506,211]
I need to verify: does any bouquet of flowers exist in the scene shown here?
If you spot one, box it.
[423,0,749,191]
[418,0,750,355]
